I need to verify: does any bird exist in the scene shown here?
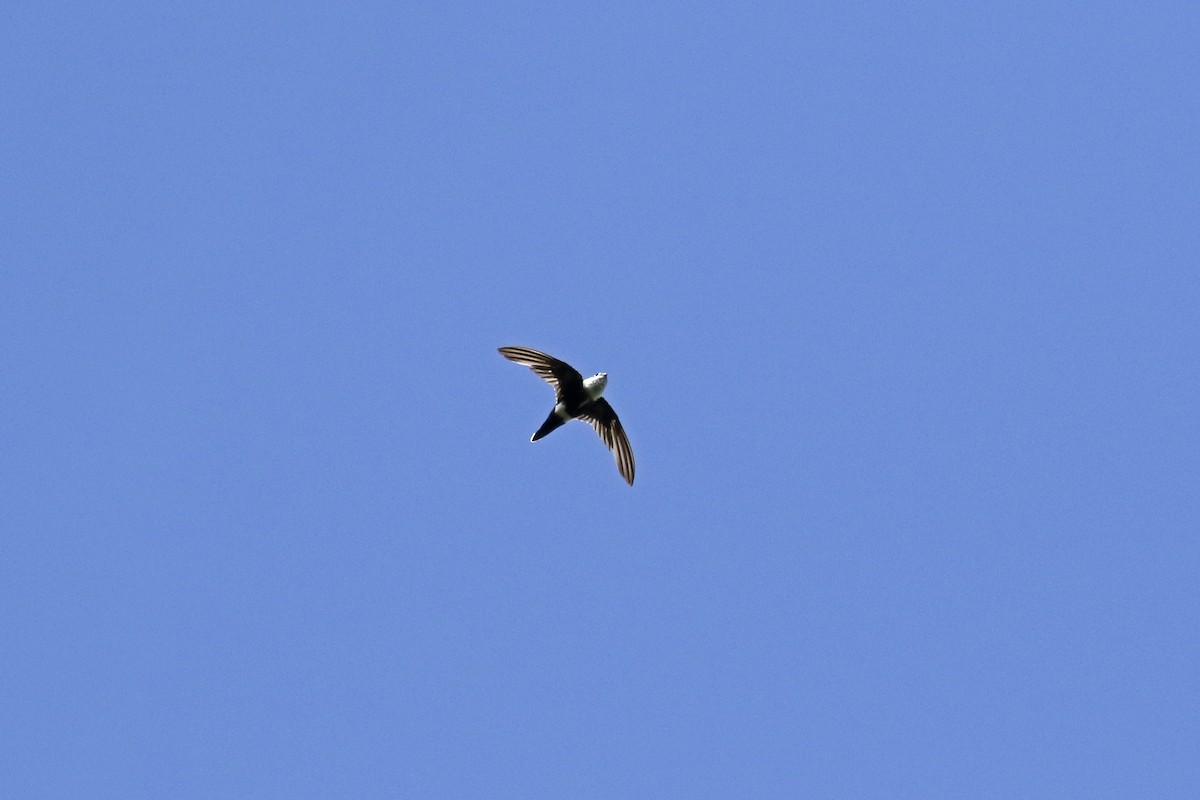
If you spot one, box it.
[498,346,635,485]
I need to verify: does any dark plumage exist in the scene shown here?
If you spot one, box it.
[498,346,636,486]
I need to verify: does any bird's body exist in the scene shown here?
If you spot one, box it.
[498,346,635,485]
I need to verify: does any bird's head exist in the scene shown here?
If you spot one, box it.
[583,372,608,398]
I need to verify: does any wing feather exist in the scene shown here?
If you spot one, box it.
[497,346,584,400]
[579,398,636,486]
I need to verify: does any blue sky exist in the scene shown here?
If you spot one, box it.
[3,2,1197,797]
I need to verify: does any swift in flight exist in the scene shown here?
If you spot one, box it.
[498,346,635,486]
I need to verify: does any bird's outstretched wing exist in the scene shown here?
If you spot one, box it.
[497,346,585,401]
[578,398,636,486]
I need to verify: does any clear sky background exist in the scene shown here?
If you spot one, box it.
[3,2,1197,797]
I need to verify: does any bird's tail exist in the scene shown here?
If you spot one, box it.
[531,411,566,441]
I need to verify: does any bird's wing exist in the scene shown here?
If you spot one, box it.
[498,346,584,401]
[578,398,636,486]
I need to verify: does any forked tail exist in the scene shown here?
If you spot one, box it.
[531,410,566,441]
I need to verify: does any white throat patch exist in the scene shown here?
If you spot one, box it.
[583,373,607,399]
